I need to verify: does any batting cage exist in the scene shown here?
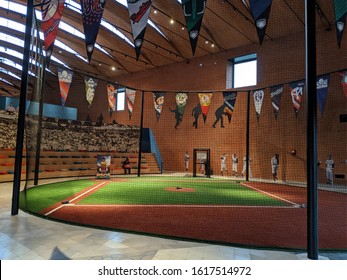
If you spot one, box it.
[2,1,346,255]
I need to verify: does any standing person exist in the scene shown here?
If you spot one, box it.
[232,153,238,177]
[184,151,190,173]
[271,154,279,181]
[241,155,252,179]
[220,153,228,176]
[325,155,334,185]
[199,158,206,175]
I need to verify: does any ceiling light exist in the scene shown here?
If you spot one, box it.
[181,26,185,30]
[170,19,174,25]
[211,44,215,47]
[205,40,208,44]
[111,66,116,71]
[154,10,157,14]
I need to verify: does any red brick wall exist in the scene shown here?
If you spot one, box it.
[43,28,347,183]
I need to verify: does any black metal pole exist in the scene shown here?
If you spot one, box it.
[11,0,34,215]
[245,91,250,181]
[137,91,145,177]
[305,0,318,260]
[34,60,46,185]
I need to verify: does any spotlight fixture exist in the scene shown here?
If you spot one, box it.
[181,26,185,30]
[154,10,157,14]
[205,40,208,44]
[111,66,116,71]
[170,19,174,24]
[291,149,296,155]
[211,43,215,48]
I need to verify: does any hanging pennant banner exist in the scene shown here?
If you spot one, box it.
[84,76,98,107]
[316,75,330,114]
[127,0,152,60]
[126,88,136,119]
[338,71,347,98]
[170,92,188,129]
[270,85,283,119]
[41,0,65,66]
[253,89,265,118]
[223,91,237,123]
[198,93,212,123]
[153,92,165,120]
[182,0,207,56]
[81,0,106,63]
[57,68,73,107]
[290,81,305,115]
[334,0,347,48]
[107,83,116,112]
[249,0,273,44]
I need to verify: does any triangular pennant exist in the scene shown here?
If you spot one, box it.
[153,92,165,120]
[127,0,152,60]
[198,93,212,123]
[41,0,65,66]
[170,92,188,129]
[126,88,136,120]
[80,0,106,63]
[290,81,305,115]
[338,71,347,98]
[176,92,188,116]
[334,0,347,48]
[253,89,265,118]
[249,0,273,44]
[223,91,237,123]
[107,83,116,112]
[270,85,283,119]
[57,68,73,107]
[84,76,98,107]
[182,0,207,56]
[316,75,330,114]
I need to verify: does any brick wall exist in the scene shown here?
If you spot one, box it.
[41,28,347,183]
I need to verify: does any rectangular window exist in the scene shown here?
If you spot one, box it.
[226,53,257,88]
[116,88,125,111]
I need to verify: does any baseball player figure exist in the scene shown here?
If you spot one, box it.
[220,154,228,176]
[271,154,279,181]
[325,154,334,185]
[232,153,238,177]
[184,151,190,173]
[241,155,252,179]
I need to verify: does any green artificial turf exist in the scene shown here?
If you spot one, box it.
[19,180,97,213]
[20,177,288,213]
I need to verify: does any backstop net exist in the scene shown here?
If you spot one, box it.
[2,2,345,252]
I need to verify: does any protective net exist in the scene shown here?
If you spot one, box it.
[1,1,346,251]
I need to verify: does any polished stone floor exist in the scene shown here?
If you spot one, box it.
[1,180,346,260]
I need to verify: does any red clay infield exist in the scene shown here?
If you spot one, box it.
[41,181,347,250]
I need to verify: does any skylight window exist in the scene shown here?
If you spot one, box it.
[0,32,69,69]
[0,67,21,80]
[0,77,14,86]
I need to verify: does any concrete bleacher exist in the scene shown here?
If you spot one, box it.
[0,150,161,182]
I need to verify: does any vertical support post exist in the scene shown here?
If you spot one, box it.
[305,0,318,260]
[34,61,46,185]
[137,91,145,177]
[11,0,34,215]
[245,91,251,181]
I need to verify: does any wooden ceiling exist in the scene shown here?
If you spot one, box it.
[0,0,338,97]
